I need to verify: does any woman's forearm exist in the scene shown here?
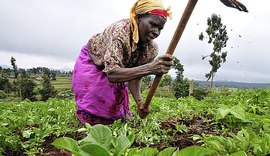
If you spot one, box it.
[106,54,174,83]
[128,79,143,104]
[107,63,152,83]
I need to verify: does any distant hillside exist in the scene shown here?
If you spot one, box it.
[195,80,270,89]
[0,65,72,72]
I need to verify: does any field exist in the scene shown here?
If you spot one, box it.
[35,76,72,90]
[1,88,270,155]
[51,77,72,89]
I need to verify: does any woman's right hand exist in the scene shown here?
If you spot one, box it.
[137,101,151,119]
[150,54,174,75]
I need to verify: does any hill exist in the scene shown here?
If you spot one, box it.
[195,80,270,89]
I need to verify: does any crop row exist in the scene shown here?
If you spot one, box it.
[1,88,270,155]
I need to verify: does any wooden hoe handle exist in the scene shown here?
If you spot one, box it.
[144,0,198,110]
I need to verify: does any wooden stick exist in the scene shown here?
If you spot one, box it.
[144,0,198,109]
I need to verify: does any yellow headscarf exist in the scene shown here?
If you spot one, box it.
[130,0,171,43]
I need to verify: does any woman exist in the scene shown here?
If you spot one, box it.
[72,0,173,125]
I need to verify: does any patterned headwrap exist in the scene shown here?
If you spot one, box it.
[130,0,171,43]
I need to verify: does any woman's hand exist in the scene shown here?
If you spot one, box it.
[137,101,151,119]
[220,0,248,12]
[150,54,174,75]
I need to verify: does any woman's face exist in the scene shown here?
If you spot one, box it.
[137,14,166,43]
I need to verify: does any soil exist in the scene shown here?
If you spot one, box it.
[159,115,218,150]
[135,115,219,151]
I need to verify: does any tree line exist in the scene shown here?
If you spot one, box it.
[0,57,71,101]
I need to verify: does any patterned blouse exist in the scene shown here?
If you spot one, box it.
[87,19,159,73]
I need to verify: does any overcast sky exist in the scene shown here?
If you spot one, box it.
[0,0,269,83]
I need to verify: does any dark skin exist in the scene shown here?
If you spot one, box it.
[107,14,173,118]
[220,0,248,12]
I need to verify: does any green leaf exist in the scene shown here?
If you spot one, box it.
[127,133,135,145]
[118,124,128,136]
[1,123,8,126]
[206,139,225,152]
[114,135,131,156]
[22,130,33,139]
[229,151,246,156]
[89,124,112,150]
[216,106,230,119]
[85,123,92,131]
[157,147,176,156]
[175,146,212,156]
[79,143,110,156]
[51,137,79,153]
[137,147,158,156]
[126,148,140,156]
[79,135,91,146]
[77,127,87,133]
[230,105,246,121]
[253,144,263,155]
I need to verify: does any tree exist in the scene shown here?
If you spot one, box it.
[2,68,12,78]
[199,14,229,88]
[51,72,56,81]
[140,75,151,91]
[20,69,30,78]
[0,76,12,93]
[172,57,189,99]
[43,67,51,77]
[20,78,37,101]
[159,74,172,87]
[11,57,19,79]
[11,56,22,100]
[40,73,57,101]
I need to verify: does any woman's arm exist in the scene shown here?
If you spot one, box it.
[128,78,143,104]
[107,54,173,83]
[128,78,151,118]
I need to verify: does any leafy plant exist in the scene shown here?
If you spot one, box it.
[52,123,134,156]
[0,99,81,155]
[53,124,213,156]
[199,128,270,156]
[1,88,270,155]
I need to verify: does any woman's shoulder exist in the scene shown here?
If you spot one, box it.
[104,19,131,39]
[109,19,130,30]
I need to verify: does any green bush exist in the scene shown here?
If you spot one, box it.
[0,76,12,93]
[56,89,74,99]
[193,87,210,100]
[154,86,174,98]
[0,90,7,99]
